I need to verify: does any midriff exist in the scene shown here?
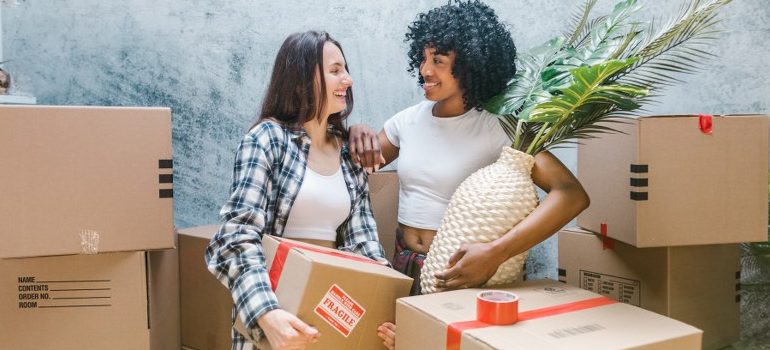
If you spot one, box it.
[399,223,436,255]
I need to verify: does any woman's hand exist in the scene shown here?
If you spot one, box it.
[349,124,386,172]
[257,309,320,350]
[377,321,396,350]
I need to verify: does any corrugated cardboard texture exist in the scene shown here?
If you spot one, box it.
[577,115,769,247]
[558,228,739,350]
[369,171,399,262]
[396,279,702,350]
[149,247,181,350]
[246,236,413,350]
[0,105,174,258]
[178,225,233,350]
[1,252,148,348]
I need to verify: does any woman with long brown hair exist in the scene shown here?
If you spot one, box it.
[205,30,389,350]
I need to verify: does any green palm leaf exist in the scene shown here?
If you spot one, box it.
[563,0,599,47]
[484,37,567,118]
[614,0,732,89]
[526,59,647,154]
[579,0,642,66]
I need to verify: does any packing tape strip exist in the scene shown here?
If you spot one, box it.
[476,290,519,325]
[79,229,100,254]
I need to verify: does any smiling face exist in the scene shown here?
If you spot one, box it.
[320,42,353,118]
[419,46,463,107]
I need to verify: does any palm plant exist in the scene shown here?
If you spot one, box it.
[485,0,731,153]
[421,0,733,293]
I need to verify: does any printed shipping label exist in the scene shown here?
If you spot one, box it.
[16,276,112,309]
[314,284,365,337]
[579,270,641,306]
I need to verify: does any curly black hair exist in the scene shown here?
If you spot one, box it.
[405,0,517,110]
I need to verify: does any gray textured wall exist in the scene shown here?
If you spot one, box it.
[2,0,769,345]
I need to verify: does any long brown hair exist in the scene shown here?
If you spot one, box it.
[255,31,353,135]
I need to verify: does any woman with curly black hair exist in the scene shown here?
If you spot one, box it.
[348,3,588,348]
[403,0,517,113]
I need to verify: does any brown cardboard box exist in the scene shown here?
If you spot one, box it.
[0,105,174,258]
[0,249,180,349]
[237,236,413,349]
[179,225,234,350]
[396,279,702,350]
[557,227,739,350]
[577,115,769,247]
[369,171,399,262]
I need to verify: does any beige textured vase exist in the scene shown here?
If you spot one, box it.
[420,147,539,294]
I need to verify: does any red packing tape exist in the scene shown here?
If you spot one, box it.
[446,295,616,349]
[699,114,713,134]
[600,223,613,250]
[476,291,519,325]
[268,240,380,291]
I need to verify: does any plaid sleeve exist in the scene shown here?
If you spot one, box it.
[205,124,281,336]
[338,171,389,264]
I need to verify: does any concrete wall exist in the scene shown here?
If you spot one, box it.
[2,3,769,340]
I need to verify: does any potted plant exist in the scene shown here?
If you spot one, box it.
[421,0,733,293]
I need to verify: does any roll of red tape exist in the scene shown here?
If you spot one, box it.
[476,290,519,325]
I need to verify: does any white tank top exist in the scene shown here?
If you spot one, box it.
[283,166,351,241]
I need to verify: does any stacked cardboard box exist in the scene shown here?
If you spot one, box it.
[562,114,769,349]
[0,105,179,349]
[178,225,234,350]
[368,171,400,262]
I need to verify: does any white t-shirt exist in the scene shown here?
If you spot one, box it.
[383,101,511,230]
[283,166,351,241]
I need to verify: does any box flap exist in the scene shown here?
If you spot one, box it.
[177,225,220,240]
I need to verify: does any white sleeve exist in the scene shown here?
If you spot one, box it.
[383,109,405,148]
[489,113,512,153]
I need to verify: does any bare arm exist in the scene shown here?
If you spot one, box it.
[436,150,589,289]
[377,129,399,168]
[349,124,399,171]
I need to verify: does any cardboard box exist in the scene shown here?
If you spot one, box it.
[577,115,769,247]
[237,235,413,349]
[0,249,180,349]
[369,171,399,262]
[179,225,234,350]
[396,279,702,350]
[557,228,739,350]
[0,105,174,258]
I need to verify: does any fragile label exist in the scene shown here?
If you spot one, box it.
[579,270,640,306]
[314,284,365,337]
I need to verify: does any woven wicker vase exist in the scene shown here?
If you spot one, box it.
[420,147,539,294]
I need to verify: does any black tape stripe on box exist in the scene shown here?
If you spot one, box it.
[630,192,648,201]
[159,174,173,184]
[630,178,648,187]
[158,159,173,169]
[630,164,648,173]
[159,189,174,198]
[558,268,566,277]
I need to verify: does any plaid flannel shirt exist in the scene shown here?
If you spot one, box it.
[204,120,387,350]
